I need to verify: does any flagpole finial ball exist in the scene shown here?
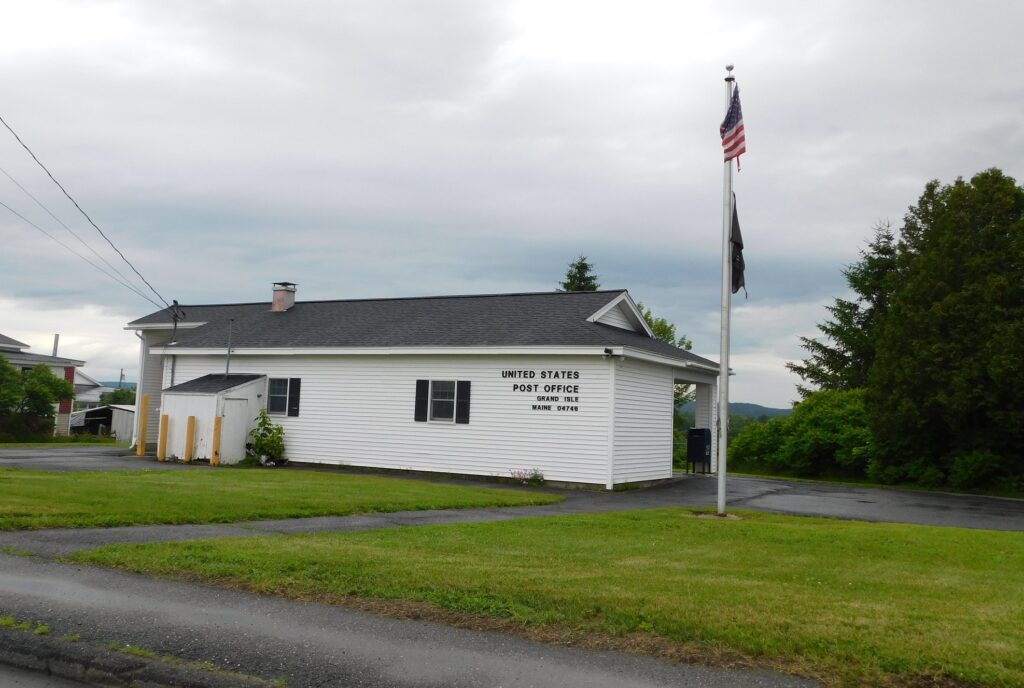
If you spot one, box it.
[725,64,734,72]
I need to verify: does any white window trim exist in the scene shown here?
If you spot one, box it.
[428,379,457,423]
[267,377,290,415]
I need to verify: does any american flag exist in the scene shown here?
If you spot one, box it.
[720,86,746,168]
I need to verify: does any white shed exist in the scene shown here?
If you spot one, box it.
[69,404,135,440]
[159,374,265,463]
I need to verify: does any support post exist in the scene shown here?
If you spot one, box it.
[157,414,169,461]
[212,416,223,466]
[183,415,195,463]
[136,394,150,457]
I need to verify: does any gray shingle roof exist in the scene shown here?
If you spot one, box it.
[0,333,29,351]
[130,291,717,369]
[164,374,265,394]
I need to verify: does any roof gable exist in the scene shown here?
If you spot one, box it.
[586,292,654,336]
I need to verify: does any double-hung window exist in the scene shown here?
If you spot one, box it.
[429,380,456,421]
[267,378,301,417]
[414,379,471,424]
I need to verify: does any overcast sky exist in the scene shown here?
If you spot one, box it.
[1,0,1021,406]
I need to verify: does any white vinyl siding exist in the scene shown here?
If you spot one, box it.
[595,303,635,331]
[612,358,675,483]
[165,354,613,485]
[137,331,170,445]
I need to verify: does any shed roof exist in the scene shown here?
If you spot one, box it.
[130,290,717,369]
[164,374,265,394]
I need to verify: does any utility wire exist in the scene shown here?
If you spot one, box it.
[0,164,140,291]
[0,113,171,309]
[0,197,163,310]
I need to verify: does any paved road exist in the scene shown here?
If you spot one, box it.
[0,554,815,688]
[0,663,87,687]
[0,445,193,472]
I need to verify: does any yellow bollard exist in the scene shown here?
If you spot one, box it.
[136,394,150,457]
[212,416,223,466]
[157,414,169,461]
[183,415,196,463]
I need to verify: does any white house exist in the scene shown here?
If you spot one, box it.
[127,283,719,488]
[0,332,85,436]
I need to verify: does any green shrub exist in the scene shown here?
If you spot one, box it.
[732,389,873,478]
[247,409,285,463]
[947,450,1004,490]
[0,413,56,442]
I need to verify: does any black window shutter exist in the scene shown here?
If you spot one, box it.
[287,378,301,417]
[414,379,429,422]
[455,380,471,424]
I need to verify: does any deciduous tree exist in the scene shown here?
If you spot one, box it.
[100,387,136,405]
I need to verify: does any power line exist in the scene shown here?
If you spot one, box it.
[0,164,140,291]
[0,196,161,309]
[0,112,171,309]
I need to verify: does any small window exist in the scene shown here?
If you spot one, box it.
[415,379,471,424]
[267,378,301,416]
[429,380,456,421]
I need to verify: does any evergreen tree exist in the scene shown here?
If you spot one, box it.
[867,169,1024,486]
[559,255,600,291]
[787,224,898,396]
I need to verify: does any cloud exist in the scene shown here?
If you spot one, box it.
[0,297,139,382]
[0,0,1022,406]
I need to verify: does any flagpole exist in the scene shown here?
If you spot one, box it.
[717,65,735,516]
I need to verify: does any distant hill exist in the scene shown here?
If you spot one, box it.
[99,381,137,390]
[679,401,791,418]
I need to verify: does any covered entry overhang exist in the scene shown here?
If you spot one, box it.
[615,347,720,475]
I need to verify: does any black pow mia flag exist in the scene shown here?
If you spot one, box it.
[731,192,746,296]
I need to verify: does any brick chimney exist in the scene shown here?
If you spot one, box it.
[271,282,297,312]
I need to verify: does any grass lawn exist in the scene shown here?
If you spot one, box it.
[74,510,1024,687]
[0,467,561,530]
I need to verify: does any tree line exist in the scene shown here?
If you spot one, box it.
[734,168,1023,490]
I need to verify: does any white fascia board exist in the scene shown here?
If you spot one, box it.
[617,292,656,337]
[148,345,625,357]
[585,291,655,338]
[620,346,720,376]
[124,322,206,331]
[4,353,86,367]
[75,369,103,387]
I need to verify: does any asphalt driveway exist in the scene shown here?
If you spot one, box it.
[2,445,1022,534]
